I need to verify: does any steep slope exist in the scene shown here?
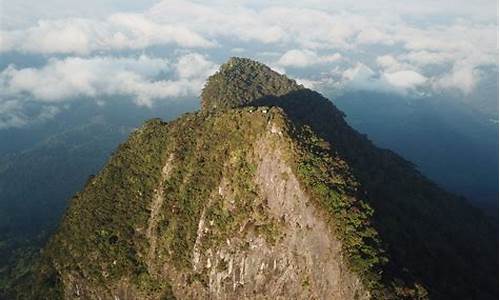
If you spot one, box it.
[28,108,374,299]
[28,58,497,300]
[0,122,131,297]
[0,99,199,298]
[334,91,499,217]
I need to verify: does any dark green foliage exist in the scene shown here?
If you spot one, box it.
[17,57,498,300]
[154,108,277,268]
[30,108,283,298]
[201,58,498,299]
[200,57,303,111]
[293,125,388,288]
[0,236,43,299]
[30,118,172,297]
[253,87,498,299]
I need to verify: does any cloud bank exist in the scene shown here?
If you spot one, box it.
[1,54,216,106]
[278,50,342,68]
[0,53,217,128]
[0,0,497,127]
[0,15,214,54]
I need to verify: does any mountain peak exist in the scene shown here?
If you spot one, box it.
[22,58,497,300]
[201,57,303,111]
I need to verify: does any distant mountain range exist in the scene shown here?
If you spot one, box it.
[334,90,498,216]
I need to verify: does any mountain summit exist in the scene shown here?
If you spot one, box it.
[201,57,303,111]
[25,58,497,299]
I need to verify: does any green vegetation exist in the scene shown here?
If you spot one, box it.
[200,57,303,111]
[257,87,497,299]
[293,126,388,289]
[11,57,497,300]
[154,109,275,269]
[234,58,498,299]
[29,108,288,298]
[200,58,497,299]
[32,118,172,298]
[0,122,131,299]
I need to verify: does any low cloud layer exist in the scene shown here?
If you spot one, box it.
[0,0,497,128]
[278,50,342,68]
[0,15,214,54]
[0,100,59,129]
[1,54,216,106]
[0,53,217,128]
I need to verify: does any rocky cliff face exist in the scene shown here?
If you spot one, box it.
[29,58,497,300]
[34,107,374,300]
[154,109,368,300]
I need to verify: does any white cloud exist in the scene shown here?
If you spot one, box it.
[107,13,215,49]
[1,0,497,84]
[2,0,497,58]
[376,55,404,72]
[0,0,158,29]
[383,70,427,89]
[278,49,342,68]
[0,100,59,129]
[175,53,218,79]
[356,28,394,45]
[1,19,94,55]
[341,63,427,93]
[0,100,29,129]
[0,0,497,120]
[0,54,217,107]
[434,64,480,94]
[267,64,286,75]
[294,78,321,89]
[400,51,456,66]
[342,63,380,91]
[0,53,218,127]
[148,1,496,97]
[0,14,214,54]
[148,0,288,45]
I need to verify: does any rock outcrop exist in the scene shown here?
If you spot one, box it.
[29,58,498,300]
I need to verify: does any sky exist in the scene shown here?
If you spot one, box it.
[0,0,498,128]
